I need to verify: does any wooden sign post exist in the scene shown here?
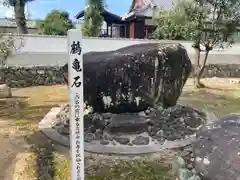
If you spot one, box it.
[67,29,84,180]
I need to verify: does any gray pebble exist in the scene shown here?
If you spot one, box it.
[132,136,149,145]
[188,174,201,180]
[178,168,193,180]
[187,163,193,169]
[145,109,150,114]
[94,130,103,140]
[138,111,146,117]
[156,129,164,137]
[100,140,109,145]
[103,133,113,141]
[58,126,69,135]
[114,137,130,145]
[84,133,95,142]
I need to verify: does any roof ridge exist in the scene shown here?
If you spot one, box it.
[129,0,152,12]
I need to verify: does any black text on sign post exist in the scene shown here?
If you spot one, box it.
[68,29,84,180]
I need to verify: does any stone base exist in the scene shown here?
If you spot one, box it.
[54,104,206,142]
[39,104,211,155]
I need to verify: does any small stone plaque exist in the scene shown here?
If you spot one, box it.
[107,114,149,134]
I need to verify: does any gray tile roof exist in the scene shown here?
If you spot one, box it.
[122,0,173,20]
[0,18,37,28]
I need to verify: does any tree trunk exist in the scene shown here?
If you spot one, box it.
[194,50,210,88]
[193,47,201,87]
[14,1,28,34]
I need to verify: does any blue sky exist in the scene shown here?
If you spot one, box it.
[0,0,132,20]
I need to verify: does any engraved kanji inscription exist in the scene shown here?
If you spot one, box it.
[72,59,82,72]
[71,76,82,87]
[70,41,82,55]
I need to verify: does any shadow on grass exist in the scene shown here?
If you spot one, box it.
[23,131,56,180]
[0,97,60,122]
[34,142,55,180]
[0,96,28,107]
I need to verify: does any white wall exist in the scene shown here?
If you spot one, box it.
[6,34,240,66]
[16,34,189,53]
[15,34,240,54]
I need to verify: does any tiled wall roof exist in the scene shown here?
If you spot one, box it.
[0,18,37,28]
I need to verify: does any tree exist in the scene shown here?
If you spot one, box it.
[154,0,240,88]
[183,0,240,88]
[81,0,104,37]
[153,5,195,40]
[37,10,74,36]
[0,34,23,66]
[2,0,34,34]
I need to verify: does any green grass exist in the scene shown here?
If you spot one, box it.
[86,161,172,180]
[179,78,240,116]
[0,85,67,122]
[2,78,240,180]
[24,150,173,180]
[15,119,31,125]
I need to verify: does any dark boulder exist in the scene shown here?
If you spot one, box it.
[62,43,192,113]
[193,114,240,180]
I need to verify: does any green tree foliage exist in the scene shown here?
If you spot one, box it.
[154,0,240,88]
[81,0,104,37]
[2,0,34,34]
[0,34,23,66]
[153,6,195,40]
[37,10,74,36]
[184,0,240,88]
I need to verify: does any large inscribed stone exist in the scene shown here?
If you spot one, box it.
[62,43,192,112]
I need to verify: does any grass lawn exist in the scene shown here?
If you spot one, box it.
[1,78,240,180]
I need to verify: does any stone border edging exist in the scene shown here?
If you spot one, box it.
[2,65,240,88]
[39,107,198,155]
[39,107,69,147]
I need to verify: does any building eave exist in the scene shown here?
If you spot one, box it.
[75,10,85,19]
[75,7,124,24]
